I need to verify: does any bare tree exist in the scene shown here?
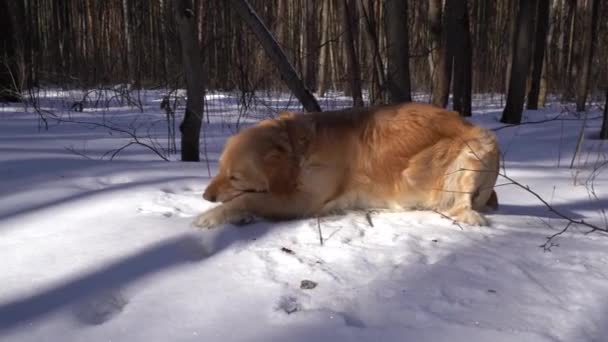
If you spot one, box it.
[341,0,364,107]
[0,0,25,102]
[175,0,205,161]
[429,0,451,107]
[122,0,136,86]
[385,0,412,103]
[527,0,550,110]
[317,0,330,97]
[575,0,600,112]
[501,0,538,124]
[601,88,608,139]
[450,0,472,116]
[229,0,321,112]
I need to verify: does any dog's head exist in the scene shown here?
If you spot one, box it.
[203,113,312,203]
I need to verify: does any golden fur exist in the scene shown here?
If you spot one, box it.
[195,102,499,228]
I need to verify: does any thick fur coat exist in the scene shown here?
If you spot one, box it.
[195,102,499,228]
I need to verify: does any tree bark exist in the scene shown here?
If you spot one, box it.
[317,0,330,96]
[0,0,26,102]
[341,0,364,107]
[526,0,550,109]
[575,0,599,112]
[229,0,321,112]
[359,0,386,105]
[385,0,412,103]
[304,0,318,91]
[601,88,608,139]
[122,0,136,86]
[175,0,205,161]
[429,0,450,107]
[450,0,472,116]
[501,0,537,124]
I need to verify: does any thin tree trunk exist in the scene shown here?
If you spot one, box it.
[527,0,550,109]
[501,0,538,124]
[304,0,318,91]
[601,88,608,139]
[317,0,330,96]
[0,0,23,101]
[429,0,450,107]
[575,0,599,112]
[504,0,518,93]
[359,0,386,104]
[450,0,472,116]
[341,0,364,107]
[122,0,135,86]
[539,58,549,107]
[175,0,205,161]
[564,0,577,100]
[385,0,412,103]
[229,0,321,112]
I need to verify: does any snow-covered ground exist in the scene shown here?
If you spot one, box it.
[1,90,607,342]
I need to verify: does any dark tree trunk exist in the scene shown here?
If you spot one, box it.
[229,0,321,112]
[175,0,205,161]
[385,0,412,103]
[0,1,24,102]
[450,0,472,116]
[501,0,537,124]
[304,0,318,91]
[341,0,364,107]
[317,0,330,96]
[527,0,550,109]
[429,0,451,107]
[601,88,608,139]
[575,0,599,112]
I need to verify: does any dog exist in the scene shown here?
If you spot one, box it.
[194,102,499,228]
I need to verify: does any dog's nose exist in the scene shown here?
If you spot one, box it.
[203,191,217,202]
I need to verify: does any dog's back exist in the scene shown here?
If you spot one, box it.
[307,103,499,225]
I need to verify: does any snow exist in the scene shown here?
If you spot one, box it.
[1,90,608,342]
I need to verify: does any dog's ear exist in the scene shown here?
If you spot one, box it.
[277,110,297,119]
[280,114,314,156]
[262,148,297,196]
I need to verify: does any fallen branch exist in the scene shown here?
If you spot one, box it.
[54,117,170,161]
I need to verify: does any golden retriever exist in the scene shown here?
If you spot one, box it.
[194,102,499,228]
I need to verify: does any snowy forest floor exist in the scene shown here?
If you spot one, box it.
[1,90,607,342]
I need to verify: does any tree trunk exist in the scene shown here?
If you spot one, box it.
[385,0,412,103]
[175,0,205,161]
[229,0,321,112]
[317,0,330,97]
[501,0,537,124]
[527,0,550,109]
[0,0,22,102]
[450,0,472,116]
[575,0,599,112]
[429,0,450,107]
[341,0,364,107]
[304,0,318,91]
[601,88,608,139]
[359,0,386,105]
[122,0,136,86]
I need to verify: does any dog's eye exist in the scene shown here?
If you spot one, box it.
[229,176,238,181]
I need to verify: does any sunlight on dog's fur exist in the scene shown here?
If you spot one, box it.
[195,102,499,228]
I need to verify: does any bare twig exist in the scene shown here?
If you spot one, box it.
[432,209,464,230]
[491,114,602,132]
[540,222,572,251]
[317,217,324,246]
[498,172,608,237]
[53,116,170,161]
[365,210,376,227]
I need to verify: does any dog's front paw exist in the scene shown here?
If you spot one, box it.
[193,207,225,229]
[193,206,255,229]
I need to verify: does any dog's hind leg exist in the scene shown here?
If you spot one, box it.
[439,129,499,226]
